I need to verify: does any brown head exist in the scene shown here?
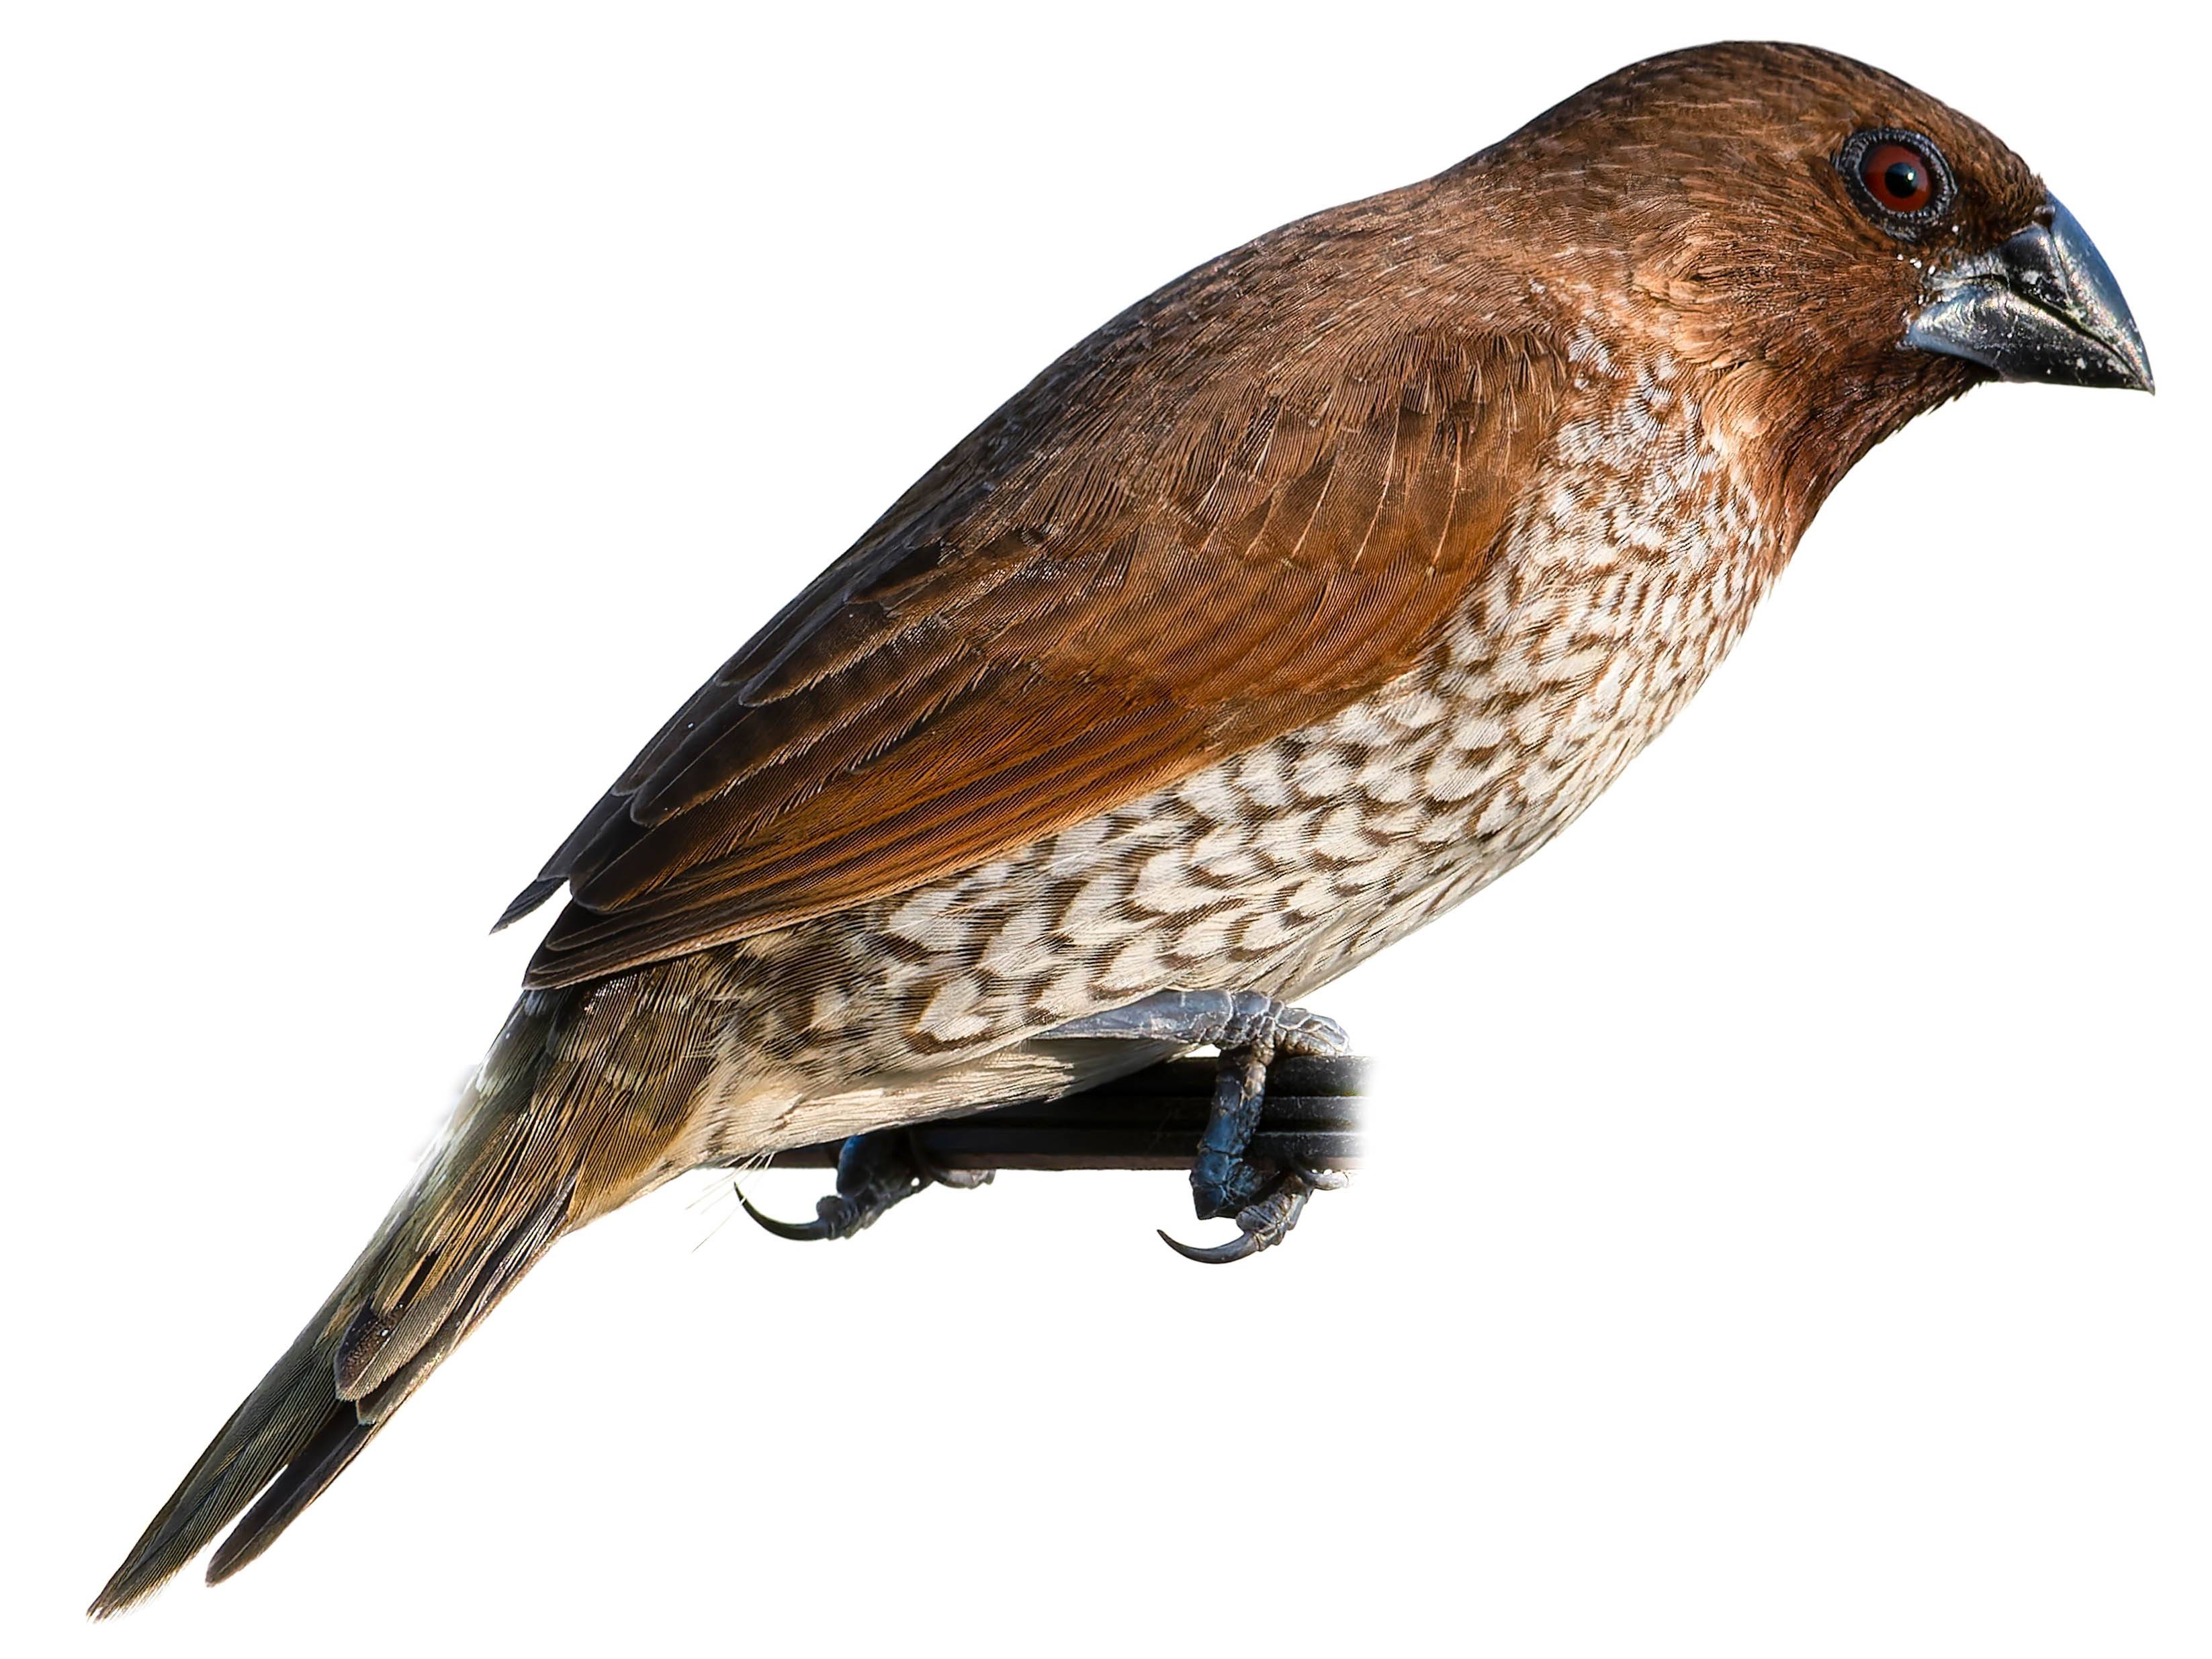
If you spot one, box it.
[1447,41,2152,527]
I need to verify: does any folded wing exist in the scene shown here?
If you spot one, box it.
[508,208,1561,987]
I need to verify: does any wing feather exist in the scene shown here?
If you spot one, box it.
[506,189,1568,987]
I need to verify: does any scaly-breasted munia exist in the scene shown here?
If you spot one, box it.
[93,40,2152,1613]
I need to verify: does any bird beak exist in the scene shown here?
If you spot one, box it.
[1905,197,2153,392]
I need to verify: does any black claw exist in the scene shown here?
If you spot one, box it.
[1157,1226,1268,1265]
[1159,1177,1316,1265]
[735,1185,843,1241]
[735,1128,993,1245]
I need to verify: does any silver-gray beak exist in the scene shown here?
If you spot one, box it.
[1905,196,2153,392]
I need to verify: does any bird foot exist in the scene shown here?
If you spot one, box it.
[1158,1162,1352,1264]
[1047,989,1351,1263]
[736,1127,990,1241]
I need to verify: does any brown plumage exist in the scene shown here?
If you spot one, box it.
[92,40,2150,1614]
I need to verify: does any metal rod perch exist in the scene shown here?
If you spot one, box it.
[746,1054,1367,1173]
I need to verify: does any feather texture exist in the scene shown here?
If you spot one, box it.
[508,225,1565,987]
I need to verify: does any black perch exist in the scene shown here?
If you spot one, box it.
[748,1054,1367,1174]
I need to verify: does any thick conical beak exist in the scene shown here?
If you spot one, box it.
[1905,197,2153,392]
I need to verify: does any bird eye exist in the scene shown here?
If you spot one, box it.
[1837,128,1953,234]
[1863,142,1933,211]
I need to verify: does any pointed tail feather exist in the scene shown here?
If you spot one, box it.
[204,1399,371,1587]
[89,1318,343,1615]
[89,994,594,1616]
[204,1177,572,1588]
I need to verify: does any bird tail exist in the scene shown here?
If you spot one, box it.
[89,981,689,1615]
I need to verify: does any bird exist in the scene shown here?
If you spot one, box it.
[91,40,2151,1615]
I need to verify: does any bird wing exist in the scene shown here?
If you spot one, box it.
[507,224,1560,988]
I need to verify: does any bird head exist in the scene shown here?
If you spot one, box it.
[1458,42,2152,522]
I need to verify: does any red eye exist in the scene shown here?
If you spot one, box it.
[1861,140,1936,212]
[1838,128,1952,235]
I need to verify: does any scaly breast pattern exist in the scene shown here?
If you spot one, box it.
[680,352,1785,1155]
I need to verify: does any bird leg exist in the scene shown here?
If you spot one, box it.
[1046,989,1351,1263]
[736,1128,991,1242]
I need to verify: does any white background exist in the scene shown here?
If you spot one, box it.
[3,3,2203,1654]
